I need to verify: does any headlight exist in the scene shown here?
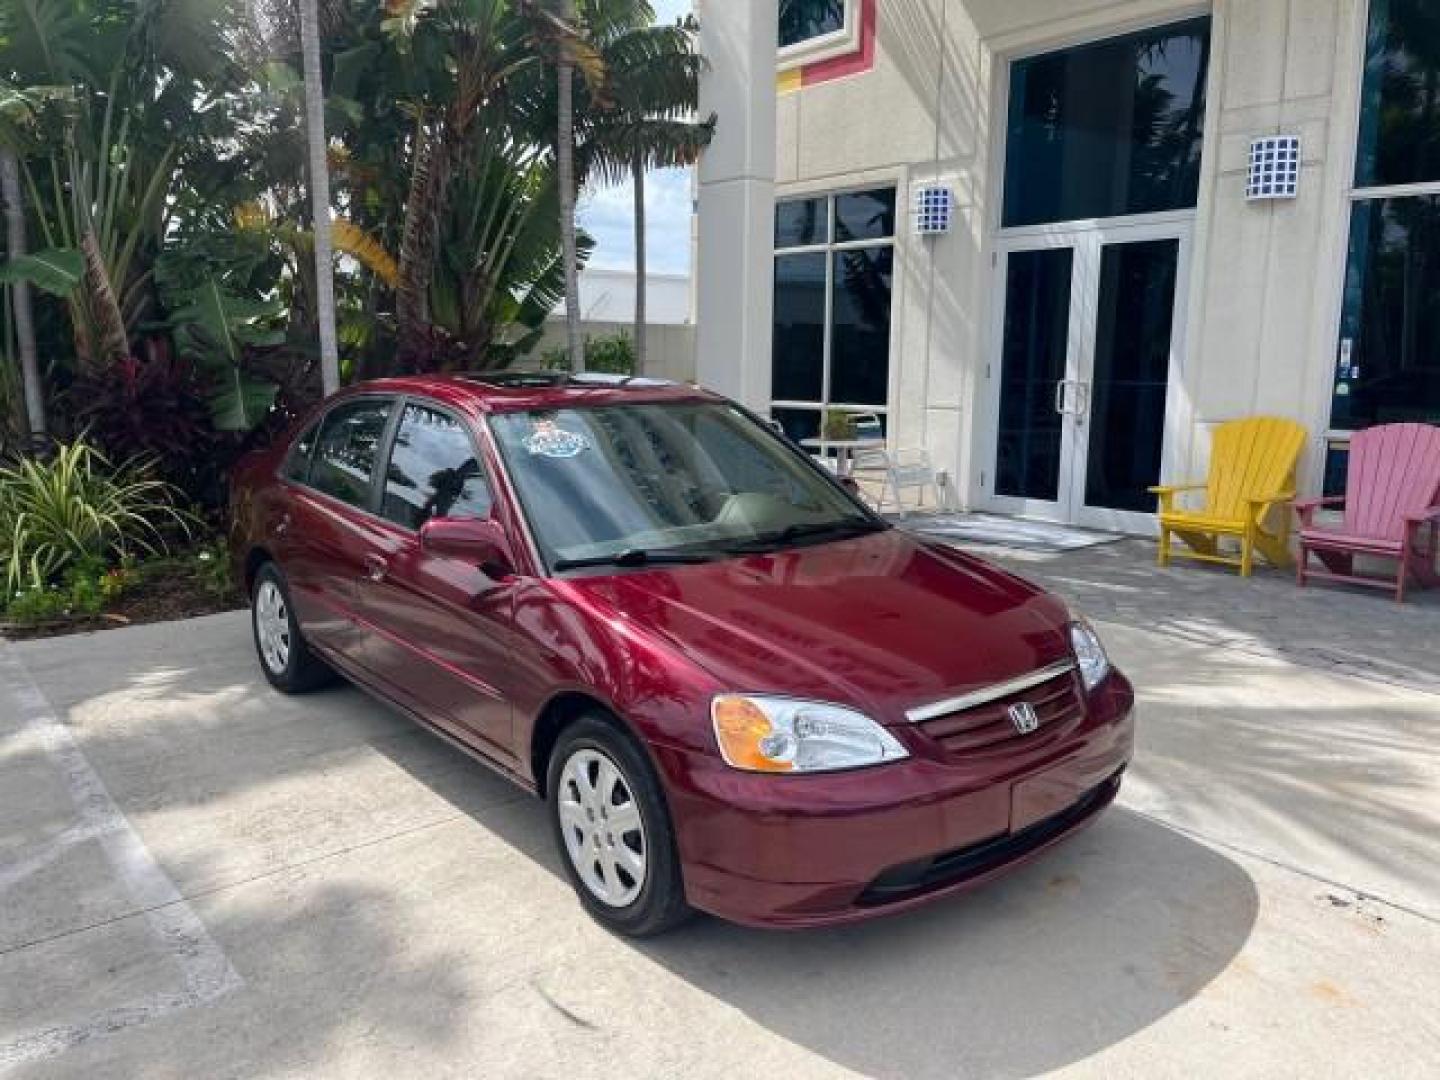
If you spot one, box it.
[1069,619,1111,691]
[711,695,909,774]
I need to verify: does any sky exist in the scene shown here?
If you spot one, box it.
[576,0,696,279]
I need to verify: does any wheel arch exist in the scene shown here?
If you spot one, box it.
[530,690,640,799]
[243,546,275,597]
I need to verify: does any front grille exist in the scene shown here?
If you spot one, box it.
[916,669,1086,756]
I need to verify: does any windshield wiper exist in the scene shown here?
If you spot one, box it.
[553,548,719,571]
[720,519,885,553]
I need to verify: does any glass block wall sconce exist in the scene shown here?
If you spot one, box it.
[913,185,955,235]
[1247,136,1301,200]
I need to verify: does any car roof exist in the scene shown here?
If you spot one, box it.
[341,371,724,415]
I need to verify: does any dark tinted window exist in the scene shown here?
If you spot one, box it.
[779,0,845,49]
[1003,17,1211,227]
[996,248,1073,501]
[829,247,892,406]
[772,253,827,400]
[834,189,896,243]
[1084,240,1179,512]
[310,399,392,509]
[381,404,492,529]
[284,421,319,483]
[775,198,827,248]
[1356,0,1440,187]
[1333,196,1440,430]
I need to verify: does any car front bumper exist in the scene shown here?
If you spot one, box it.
[654,673,1135,929]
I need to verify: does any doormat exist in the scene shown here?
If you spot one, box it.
[893,512,1122,553]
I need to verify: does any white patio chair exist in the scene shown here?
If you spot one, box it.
[851,442,941,518]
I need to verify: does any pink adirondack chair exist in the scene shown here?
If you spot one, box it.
[1296,423,1440,603]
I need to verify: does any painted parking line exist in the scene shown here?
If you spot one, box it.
[0,645,243,1070]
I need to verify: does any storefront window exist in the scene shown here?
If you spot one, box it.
[771,188,895,442]
[1355,0,1440,188]
[1332,1,1440,477]
[1334,198,1440,431]
[1003,17,1211,228]
[779,0,847,50]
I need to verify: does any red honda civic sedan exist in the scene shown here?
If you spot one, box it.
[229,373,1133,935]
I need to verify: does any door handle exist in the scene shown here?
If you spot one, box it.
[1054,380,1069,416]
[363,554,388,582]
[274,513,290,537]
[1074,382,1091,426]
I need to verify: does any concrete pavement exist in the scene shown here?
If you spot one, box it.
[1,606,1438,1078]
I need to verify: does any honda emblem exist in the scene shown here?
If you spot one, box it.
[1008,702,1040,735]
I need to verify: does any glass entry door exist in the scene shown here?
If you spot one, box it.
[984,223,1188,533]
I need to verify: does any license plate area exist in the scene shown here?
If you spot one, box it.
[1011,756,1116,833]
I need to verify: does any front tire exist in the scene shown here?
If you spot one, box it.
[251,563,334,693]
[548,716,691,937]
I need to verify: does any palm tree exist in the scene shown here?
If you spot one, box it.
[0,123,45,441]
[577,6,712,375]
[557,0,583,371]
[298,0,339,395]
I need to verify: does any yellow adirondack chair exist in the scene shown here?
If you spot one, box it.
[1150,417,1308,577]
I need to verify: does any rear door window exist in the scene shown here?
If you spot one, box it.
[380,403,493,529]
[309,398,393,509]
[283,420,320,483]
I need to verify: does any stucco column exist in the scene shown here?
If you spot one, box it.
[695,0,777,408]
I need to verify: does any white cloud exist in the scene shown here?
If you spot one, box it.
[652,0,692,24]
[579,166,694,276]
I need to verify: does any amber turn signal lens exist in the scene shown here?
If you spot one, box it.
[712,695,794,773]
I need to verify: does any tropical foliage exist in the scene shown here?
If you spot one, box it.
[1,0,710,505]
[0,439,192,599]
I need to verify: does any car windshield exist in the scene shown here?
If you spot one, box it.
[488,400,882,568]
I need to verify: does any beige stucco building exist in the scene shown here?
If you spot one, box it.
[696,0,1440,533]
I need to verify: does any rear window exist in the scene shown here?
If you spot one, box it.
[309,398,393,509]
[283,420,320,484]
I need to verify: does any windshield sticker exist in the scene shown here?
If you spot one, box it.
[523,420,590,459]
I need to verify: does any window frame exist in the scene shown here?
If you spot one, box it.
[771,186,897,437]
[777,0,858,72]
[1324,0,1440,474]
[376,398,496,534]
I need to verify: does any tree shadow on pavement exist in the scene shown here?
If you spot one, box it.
[5,613,1261,1079]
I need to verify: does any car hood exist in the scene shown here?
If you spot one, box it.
[563,529,1075,723]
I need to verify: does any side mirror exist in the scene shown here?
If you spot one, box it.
[419,517,514,579]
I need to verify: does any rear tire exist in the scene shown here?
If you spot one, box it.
[251,563,334,694]
[548,716,691,937]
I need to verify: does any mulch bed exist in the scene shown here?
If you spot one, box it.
[0,563,246,642]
